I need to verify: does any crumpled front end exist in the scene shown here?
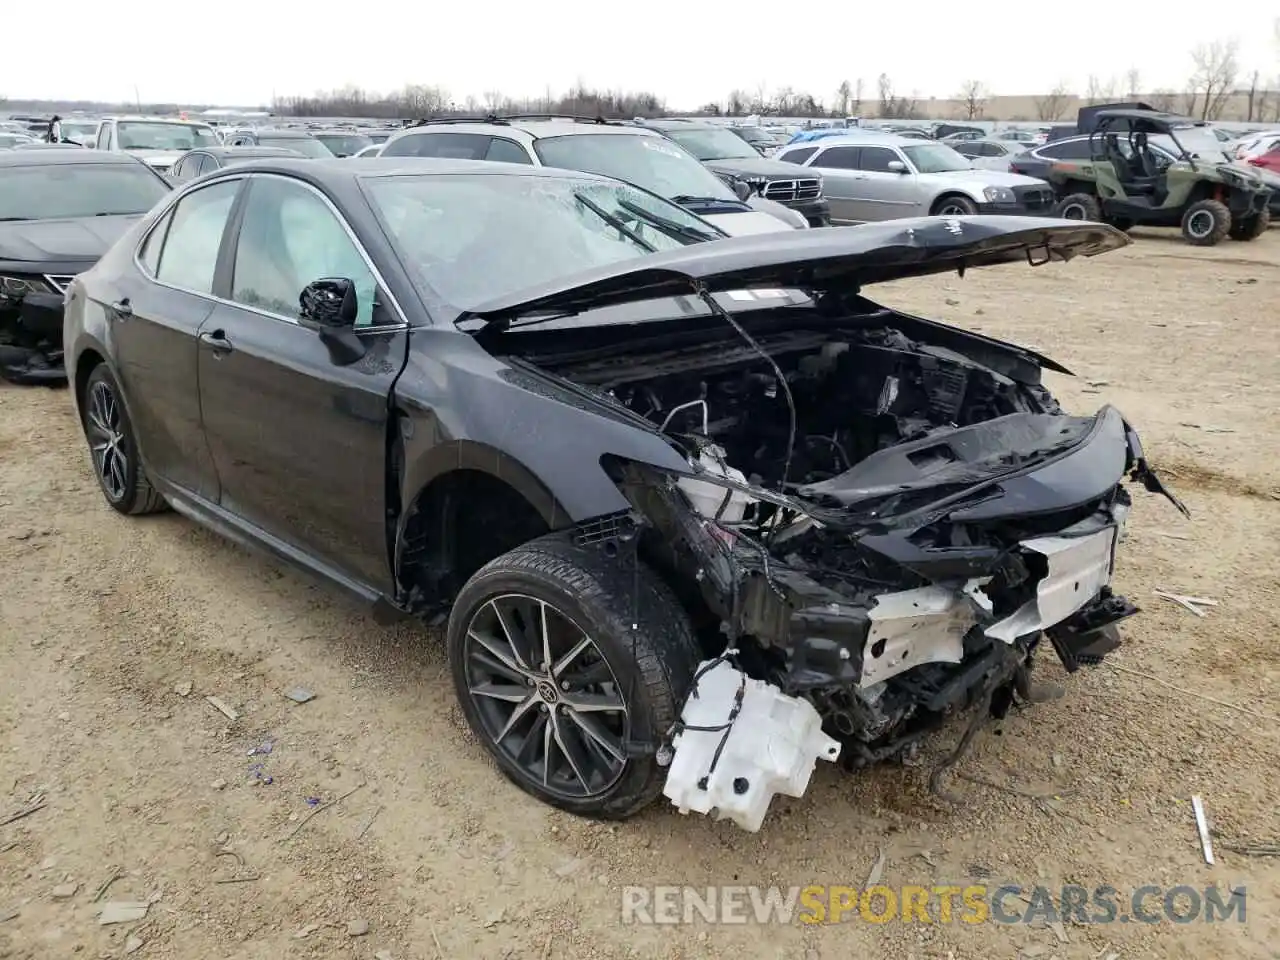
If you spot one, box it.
[607,401,1181,788]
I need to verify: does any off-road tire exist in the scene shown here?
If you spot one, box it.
[1055,193,1101,222]
[1181,199,1231,246]
[1228,206,1270,241]
[932,194,977,216]
[80,364,168,516]
[447,534,701,820]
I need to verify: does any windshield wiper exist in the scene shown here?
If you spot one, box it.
[619,199,722,242]
[573,192,656,252]
[0,216,31,222]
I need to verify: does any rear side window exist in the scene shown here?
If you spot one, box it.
[858,147,900,172]
[137,211,173,276]
[779,146,817,165]
[811,146,860,169]
[382,132,492,159]
[154,180,240,294]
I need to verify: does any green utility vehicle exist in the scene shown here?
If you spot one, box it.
[1046,109,1271,245]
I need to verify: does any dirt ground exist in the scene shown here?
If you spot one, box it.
[2,226,1279,960]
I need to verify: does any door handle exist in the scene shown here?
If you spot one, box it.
[109,298,132,318]
[199,330,233,355]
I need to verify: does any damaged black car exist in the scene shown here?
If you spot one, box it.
[0,150,171,385]
[64,159,1185,831]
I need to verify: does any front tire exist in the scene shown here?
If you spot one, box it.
[1228,206,1270,241]
[447,535,701,820]
[1055,193,1101,222]
[79,364,167,516]
[933,194,977,216]
[1181,199,1231,246]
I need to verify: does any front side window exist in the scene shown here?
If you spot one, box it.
[363,173,712,312]
[0,163,170,221]
[116,122,218,151]
[532,133,737,202]
[231,177,377,326]
[154,180,240,293]
[1040,139,1092,160]
[858,147,902,172]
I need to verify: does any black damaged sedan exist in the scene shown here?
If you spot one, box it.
[0,150,172,384]
[64,158,1185,825]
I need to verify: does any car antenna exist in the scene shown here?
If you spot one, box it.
[690,280,796,543]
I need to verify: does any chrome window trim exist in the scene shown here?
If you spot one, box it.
[132,171,411,333]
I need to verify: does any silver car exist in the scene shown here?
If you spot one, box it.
[777,133,1056,223]
[952,138,1038,171]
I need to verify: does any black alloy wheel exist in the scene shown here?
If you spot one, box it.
[462,593,628,800]
[447,536,701,818]
[79,365,168,516]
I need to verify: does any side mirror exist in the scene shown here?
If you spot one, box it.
[299,277,358,328]
[887,160,908,174]
[732,179,753,201]
[298,278,365,365]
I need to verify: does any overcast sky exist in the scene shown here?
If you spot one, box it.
[6,2,1279,107]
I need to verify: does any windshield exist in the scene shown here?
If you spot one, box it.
[733,126,773,145]
[257,136,332,159]
[902,143,973,173]
[662,127,760,161]
[116,122,218,151]
[61,123,97,141]
[363,173,712,312]
[533,134,737,203]
[0,163,169,220]
[0,134,35,148]
[1170,125,1230,161]
[314,134,373,157]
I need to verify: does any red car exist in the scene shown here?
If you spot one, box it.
[1248,149,1280,174]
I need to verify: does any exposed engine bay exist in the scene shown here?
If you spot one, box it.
[514,301,1184,830]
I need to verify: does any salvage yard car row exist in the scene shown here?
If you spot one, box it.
[0,93,1210,832]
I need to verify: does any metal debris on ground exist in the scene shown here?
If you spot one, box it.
[0,792,47,826]
[293,923,320,939]
[1107,662,1280,723]
[1153,589,1217,617]
[205,696,239,721]
[1192,795,1215,865]
[98,901,149,924]
[214,847,261,884]
[284,687,315,703]
[123,934,145,955]
[174,681,193,697]
[51,882,78,899]
[356,804,383,840]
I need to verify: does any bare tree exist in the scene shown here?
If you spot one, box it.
[1084,74,1117,105]
[482,90,504,112]
[1033,83,1071,120]
[836,80,852,116]
[852,78,863,115]
[1187,39,1239,120]
[726,89,747,115]
[1245,71,1260,121]
[875,74,918,119]
[1148,89,1178,112]
[958,80,988,119]
[1125,68,1142,98]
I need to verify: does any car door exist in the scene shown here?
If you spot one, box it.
[108,177,243,501]
[852,145,922,220]
[196,173,408,594]
[806,145,863,223]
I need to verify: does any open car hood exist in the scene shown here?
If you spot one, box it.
[458,216,1128,325]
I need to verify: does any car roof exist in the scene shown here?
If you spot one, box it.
[787,132,917,148]
[641,119,719,131]
[199,146,303,157]
[1094,109,1198,127]
[0,149,144,167]
[393,119,663,141]
[251,129,320,138]
[199,156,622,185]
